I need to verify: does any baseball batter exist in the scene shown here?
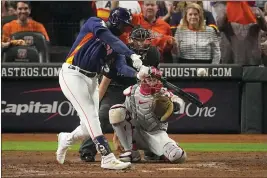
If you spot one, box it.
[56,7,151,170]
[79,27,161,162]
[109,69,187,163]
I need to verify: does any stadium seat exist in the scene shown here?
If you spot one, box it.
[11,32,50,63]
[1,15,17,28]
[2,46,40,63]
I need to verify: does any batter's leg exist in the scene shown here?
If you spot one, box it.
[79,86,125,162]
[79,98,110,162]
[56,65,131,170]
[57,69,101,161]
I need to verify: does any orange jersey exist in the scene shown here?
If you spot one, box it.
[120,14,173,53]
[2,19,50,42]
[92,1,111,21]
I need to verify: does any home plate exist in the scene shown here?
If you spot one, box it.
[157,168,195,171]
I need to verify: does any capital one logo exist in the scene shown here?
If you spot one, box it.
[1,87,77,122]
[173,88,216,121]
[1,87,215,122]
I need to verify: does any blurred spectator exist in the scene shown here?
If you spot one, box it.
[156,1,172,23]
[114,1,175,63]
[261,2,267,65]
[261,2,267,43]
[1,1,17,27]
[93,1,111,21]
[2,1,16,17]
[202,1,218,20]
[1,0,7,17]
[2,1,50,43]
[93,1,141,22]
[111,1,141,14]
[170,1,217,35]
[7,3,17,16]
[202,1,213,12]
[174,3,220,64]
[256,1,266,10]
[214,1,267,65]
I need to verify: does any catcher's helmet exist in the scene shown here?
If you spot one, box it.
[130,26,152,42]
[129,27,160,68]
[129,27,152,61]
[108,7,133,36]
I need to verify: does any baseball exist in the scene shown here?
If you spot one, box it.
[197,68,207,76]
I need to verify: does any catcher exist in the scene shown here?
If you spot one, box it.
[109,68,187,163]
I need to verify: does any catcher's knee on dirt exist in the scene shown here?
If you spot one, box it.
[163,142,187,164]
[109,104,127,125]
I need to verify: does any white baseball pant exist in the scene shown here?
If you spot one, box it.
[59,63,102,141]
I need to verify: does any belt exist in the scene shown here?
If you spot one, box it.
[68,65,97,78]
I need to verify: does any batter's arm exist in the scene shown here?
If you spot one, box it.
[114,54,137,78]
[84,17,135,58]
[98,30,134,58]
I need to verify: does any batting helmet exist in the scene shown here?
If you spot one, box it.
[107,7,133,36]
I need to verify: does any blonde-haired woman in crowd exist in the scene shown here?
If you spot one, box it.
[174,3,220,64]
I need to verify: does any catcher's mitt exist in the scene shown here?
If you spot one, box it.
[152,95,174,122]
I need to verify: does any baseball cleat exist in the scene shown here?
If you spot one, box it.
[119,150,141,163]
[56,132,70,164]
[101,153,131,170]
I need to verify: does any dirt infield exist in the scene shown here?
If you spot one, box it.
[2,134,267,178]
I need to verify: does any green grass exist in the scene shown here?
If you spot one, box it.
[2,142,267,152]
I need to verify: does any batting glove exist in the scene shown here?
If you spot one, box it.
[136,65,150,80]
[130,54,143,70]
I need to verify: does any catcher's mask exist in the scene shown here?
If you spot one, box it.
[128,27,152,58]
[140,67,163,95]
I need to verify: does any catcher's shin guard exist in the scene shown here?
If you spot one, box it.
[109,104,133,151]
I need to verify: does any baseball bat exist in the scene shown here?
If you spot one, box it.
[151,74,204,108]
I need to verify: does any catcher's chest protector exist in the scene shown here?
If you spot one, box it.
[125,85,168,132]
